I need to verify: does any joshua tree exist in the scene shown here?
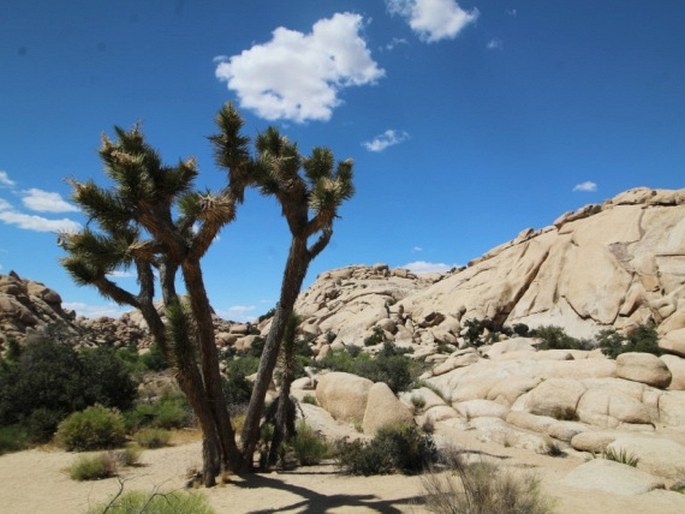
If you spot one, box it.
[212,110,354,466]
[60,125,244,484]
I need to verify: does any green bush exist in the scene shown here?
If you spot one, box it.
[69,452,118,481]
[291,421,329,466]
[141,343,169,371]
[115,446,142,466]
[0,424,29,455]
[601,447,639,467]
[57,404,126,451]
[125,395,192,431]
[86,490,215,514]
[0,337,137,443]
[598,325,662,359]
[134,428,171,449]
[337,423,436,475]
[531,325,592,351]
[222,356,258,409]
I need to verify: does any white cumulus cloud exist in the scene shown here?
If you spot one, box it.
[218,305,257,323]
[0,171,15,187]
[402,260,457,274]
[216,12,384,123]
[386,0,479,43]
[0,210,81,233]
[572,181,598,192]
[363,129,410,152]
[22,188,79,213]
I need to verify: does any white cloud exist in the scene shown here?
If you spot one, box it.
[385,37,408,51]
[412,246,423,252]
[487,38,503,50]
[215,12,384,123]
[21,188,79,213]
[217,305,257,322]
[0,210,81,233]
[402,260,457,274]
[0,171,15,187]
[0,198,12,210]
[386,0,479,43]
[62,301,131,319]
[572,181,598,192]
[363,129,410,152]
[507,8,517,17]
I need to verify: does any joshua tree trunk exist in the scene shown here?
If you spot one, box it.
[240,235,308,467]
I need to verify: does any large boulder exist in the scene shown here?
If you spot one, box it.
[315,372,373,423]
[519,378,586,419]
[563,459,665,496]
[660,354,685,390]
[362,382,414,435]
[607,436,685,479]
[616,352,672,389]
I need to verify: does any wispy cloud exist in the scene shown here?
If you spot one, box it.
[412,246,423,252]
[506,8,517,17]
[572,181,598,192]
[386,0,479,43]
[363,129,410,152]
[0,171,16,187]
[62,301,131,319]
[21,188,79,213]
[0,209,81,233]
[486,38,503,50]
[402,260,457,274]
[106,270,136,279]
[216,13,384,123]
[385,37,408,51]
[217,305,257,322]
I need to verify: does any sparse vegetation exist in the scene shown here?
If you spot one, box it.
[56,404,126,451]
[69,452,118,481]
[301,394,317,405]
[600,447,639,467]
[422,448,555,514]
[290,421,330,466]
[336,423,437,476]
[597,324,662,359]
[85,489,215,514]
[531,325,593,351]
[134,428,171,449]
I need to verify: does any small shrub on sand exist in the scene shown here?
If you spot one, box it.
[291,421,330,465]
[337,423,437,476]
[134,428,171,449]
[69,452,118,481]
[115,446,142,466]
[57,404,126,451]
[422,449,554,514]
[86,489,215,514]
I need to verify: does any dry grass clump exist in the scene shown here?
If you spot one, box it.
[422,448,555,514]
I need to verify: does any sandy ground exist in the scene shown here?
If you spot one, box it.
[1,430,685,514]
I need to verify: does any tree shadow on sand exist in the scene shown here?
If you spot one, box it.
[232,471,424,513]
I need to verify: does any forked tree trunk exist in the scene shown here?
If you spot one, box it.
[240,235,309,467]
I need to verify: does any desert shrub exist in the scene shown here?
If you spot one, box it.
[69,452,118,481]
[222,357,258,409]
[462,319,485,347]
[337,423,437,475]
[141,342,169,371]
[364,326,387,346]
[86,490,215,514]
[411,395,427,411]
[0,337,137,443]
[0,424,29,455]
[290,421,330,466]
[512,323,530,337]
[134,428,171,449]
[422,451,554,514]
[115,446,142,466]
[57,404,126,451]
[301,394,317,405]
[531,325,592,351]
[597,325,662,359]
[601,447,639,467]
[126,395,192,431]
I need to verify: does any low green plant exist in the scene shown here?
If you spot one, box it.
[0,424,29,455]
[134,428,171,449]
[597,324,662,359]
[364,326,386,346]
[337,423,437,476]
[56,404,126,451]
[69,452,118,481]
[301,394,317,405]
[126,395,192,431]
[411,394,427,411]
[115,446,142,466]
[290,421,330,466]
[86,489,215,514]
[531,325,592,351]
[422,449,555,514]
[602,447,639,467]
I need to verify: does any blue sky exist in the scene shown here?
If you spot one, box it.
[1,1,683,321]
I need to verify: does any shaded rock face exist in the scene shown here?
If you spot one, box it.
[294,187,685,352]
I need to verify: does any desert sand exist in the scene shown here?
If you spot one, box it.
[1,428,684,514]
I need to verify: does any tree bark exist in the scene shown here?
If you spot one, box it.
[240,235,309,467]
